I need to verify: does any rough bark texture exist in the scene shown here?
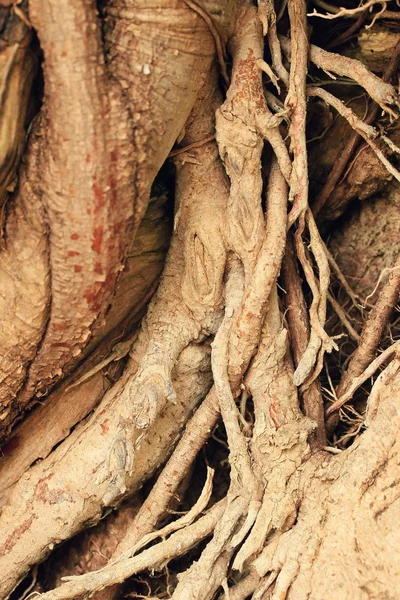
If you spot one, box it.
[0,0,235,439]
[0,191,171,499]
[1,1,400,599]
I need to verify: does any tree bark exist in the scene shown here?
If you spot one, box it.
[0,1,400,599]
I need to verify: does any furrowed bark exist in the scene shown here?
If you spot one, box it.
[249,358,400,599]
[0,0,237,439]
[0,49,233,596]
[0,340,213,598]
[0,191,170,499]
[1,0,136,436]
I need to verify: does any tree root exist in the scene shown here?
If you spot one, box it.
[312,39,400,217]
[0,63,230,597]
[3,1,400,599]
[42,326,400,600]
[337,255,400,396]
[30,501,226,600]
[281,34,400,114]
[243,358,400,599]
[324,254,400,432]
[327,339,400,415]
[0,0,231,439]
[281,236,327,446]
[308,86,400,183]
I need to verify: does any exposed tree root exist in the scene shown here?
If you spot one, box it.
[241,358,400,599]
[282,236,327,447]
[336,255,400,398]
[0,0,230,439]
[28,501,226,600]
[95,386,220,600]
[0,191,171,499]
[325,254,400,432]
[308,86,400,183]
[312,38,400,217]
[2,1,400,599]
[281,34,400,113]
[0,55,231,597]
[327,339,400,415]
[5,0,137,421]
[0,1,35,234]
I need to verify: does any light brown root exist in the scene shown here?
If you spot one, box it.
[12,0,137,411]
[0,64,229,598]
[244,358,400,599]
[6,2,400,599]
[293,210,337,388]
[286,0,309,227]
[258,0,290,87]
[94,384,220,600]
[231,287,314,573]
[281,236,327,446]
[228,160,289,387]
[218,569,261,600]
[164,9,295,591]
[119,467,215,560]
[31,501,226,600]
[106,387,220,556]
[212,258,255,492]
[327,340,400,415]
[333,255,400,404]
[168,166,290,599]
[182,0,229,87]
[278,0,338,393]
[312,41,400,217]
[216,1,291,269]
[308,86,400,183]
[169,261,257,600]
[308,0,387,22]
[281,35,400,114]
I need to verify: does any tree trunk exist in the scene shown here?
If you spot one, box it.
[0,1,399,599]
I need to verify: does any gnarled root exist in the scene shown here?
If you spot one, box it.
[3,1,400,599]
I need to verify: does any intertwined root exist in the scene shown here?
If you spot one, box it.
[4,0,400,599]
